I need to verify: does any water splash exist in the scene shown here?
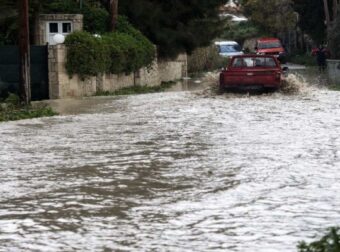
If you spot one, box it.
[195,72,313,97]
[280,73,309,95]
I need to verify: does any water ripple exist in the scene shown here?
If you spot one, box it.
[1,89,340,251]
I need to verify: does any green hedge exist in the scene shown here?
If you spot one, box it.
[65,18,155,79]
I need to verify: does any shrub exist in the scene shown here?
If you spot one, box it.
[65,31,109,79]
[116,17,155,70]
[102,33,140,74]
[297,227,340,252]
[65,18,155,78]
[188,45,229,73]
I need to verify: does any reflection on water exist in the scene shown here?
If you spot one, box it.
[1,77,340,251]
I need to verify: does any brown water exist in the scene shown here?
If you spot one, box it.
[1,74,340,251]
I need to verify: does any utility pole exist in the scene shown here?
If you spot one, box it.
[109,0,118,31]
[19,0,31,105]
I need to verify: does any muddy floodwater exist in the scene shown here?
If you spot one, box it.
[1,75,340,251]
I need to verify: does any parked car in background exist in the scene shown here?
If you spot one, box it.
[215,41,244,58]
[255,38,287,63]
[219,55,285,91]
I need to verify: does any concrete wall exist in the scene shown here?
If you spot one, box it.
[158,54,187,82]
[48,45,187,99]
[327,60,340,85]
[34,14,83,45]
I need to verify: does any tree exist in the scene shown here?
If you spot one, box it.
[0,0,16,21]
[293,0,339,57]
[328,5,340,58]
[323,0,339,54]
[0,0,18,44]
[293,0,326,44]
[119,0,225,58]
[323,0,339,28]
[242,0,297,34]
[97,0,118,31]
[109,0,118,31]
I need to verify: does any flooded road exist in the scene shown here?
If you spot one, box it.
[1,75,340,251]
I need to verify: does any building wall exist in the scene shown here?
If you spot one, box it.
[158,54,188,82]
[34,14,83,45]
[48,45,187,99]
[327,60,340,85]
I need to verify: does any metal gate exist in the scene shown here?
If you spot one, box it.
[0,45,49,101]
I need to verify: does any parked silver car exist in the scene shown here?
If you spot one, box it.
[215,41,244,58]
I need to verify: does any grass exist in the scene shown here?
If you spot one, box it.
[95,81,177,96]
[0,105,57,122]
[0,93,58,122]
[328,83,340,91]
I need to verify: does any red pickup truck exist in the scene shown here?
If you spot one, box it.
[219,55,285,91]
[255,38,286,63]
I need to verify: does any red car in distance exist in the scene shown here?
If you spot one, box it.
[219,55,286,91]
[255,37,286,63]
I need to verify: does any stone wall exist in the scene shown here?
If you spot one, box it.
[327,59,340,85]
[34,14,83,45]
[48,45,187,99]
[158,54,188,82]
[48,45,96,98]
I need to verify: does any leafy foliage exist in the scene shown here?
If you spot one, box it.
[0,0,110,44]
[65,18,155,79]
[297,227,340,252]
[221,21,263,45]
[0,0,17,45]
[41,0,110,34]
[188,46,229,73]
[119,0,225,58]
[242,0,297,33]
[65,31,108,78]
[293,0,326,44]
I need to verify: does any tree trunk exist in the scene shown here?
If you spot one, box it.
[18,0,31,105]
[109,0,118,31]
[323,0,331,27]
[333,0,339,20]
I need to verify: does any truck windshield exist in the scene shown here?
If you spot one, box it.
[258,41,282,49]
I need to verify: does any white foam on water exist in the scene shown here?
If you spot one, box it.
[280,73,310,95]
